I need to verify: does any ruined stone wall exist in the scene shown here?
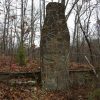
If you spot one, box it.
[69,70,100,88]
[40,2,70,90]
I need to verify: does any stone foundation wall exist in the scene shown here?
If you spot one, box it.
[69,70,100,88]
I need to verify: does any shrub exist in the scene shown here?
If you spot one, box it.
[16,45,26,66]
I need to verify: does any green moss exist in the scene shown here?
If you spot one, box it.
[88,88,100,100]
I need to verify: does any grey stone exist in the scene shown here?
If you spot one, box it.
[40,2,70,90]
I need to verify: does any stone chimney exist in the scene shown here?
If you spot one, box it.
[40,2,70,90]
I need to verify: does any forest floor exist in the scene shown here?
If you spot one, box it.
[0,56,99,100]
[0,82,95,100]
[0,55,92,73]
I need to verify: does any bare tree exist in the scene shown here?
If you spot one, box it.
[72,1,98,64]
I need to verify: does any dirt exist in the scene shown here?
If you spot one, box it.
[0,82,94,100]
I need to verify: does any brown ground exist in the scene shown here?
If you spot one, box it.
[0,82,94,100]
[0,56,97,100]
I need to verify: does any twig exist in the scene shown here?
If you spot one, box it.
[85,56,99,78]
